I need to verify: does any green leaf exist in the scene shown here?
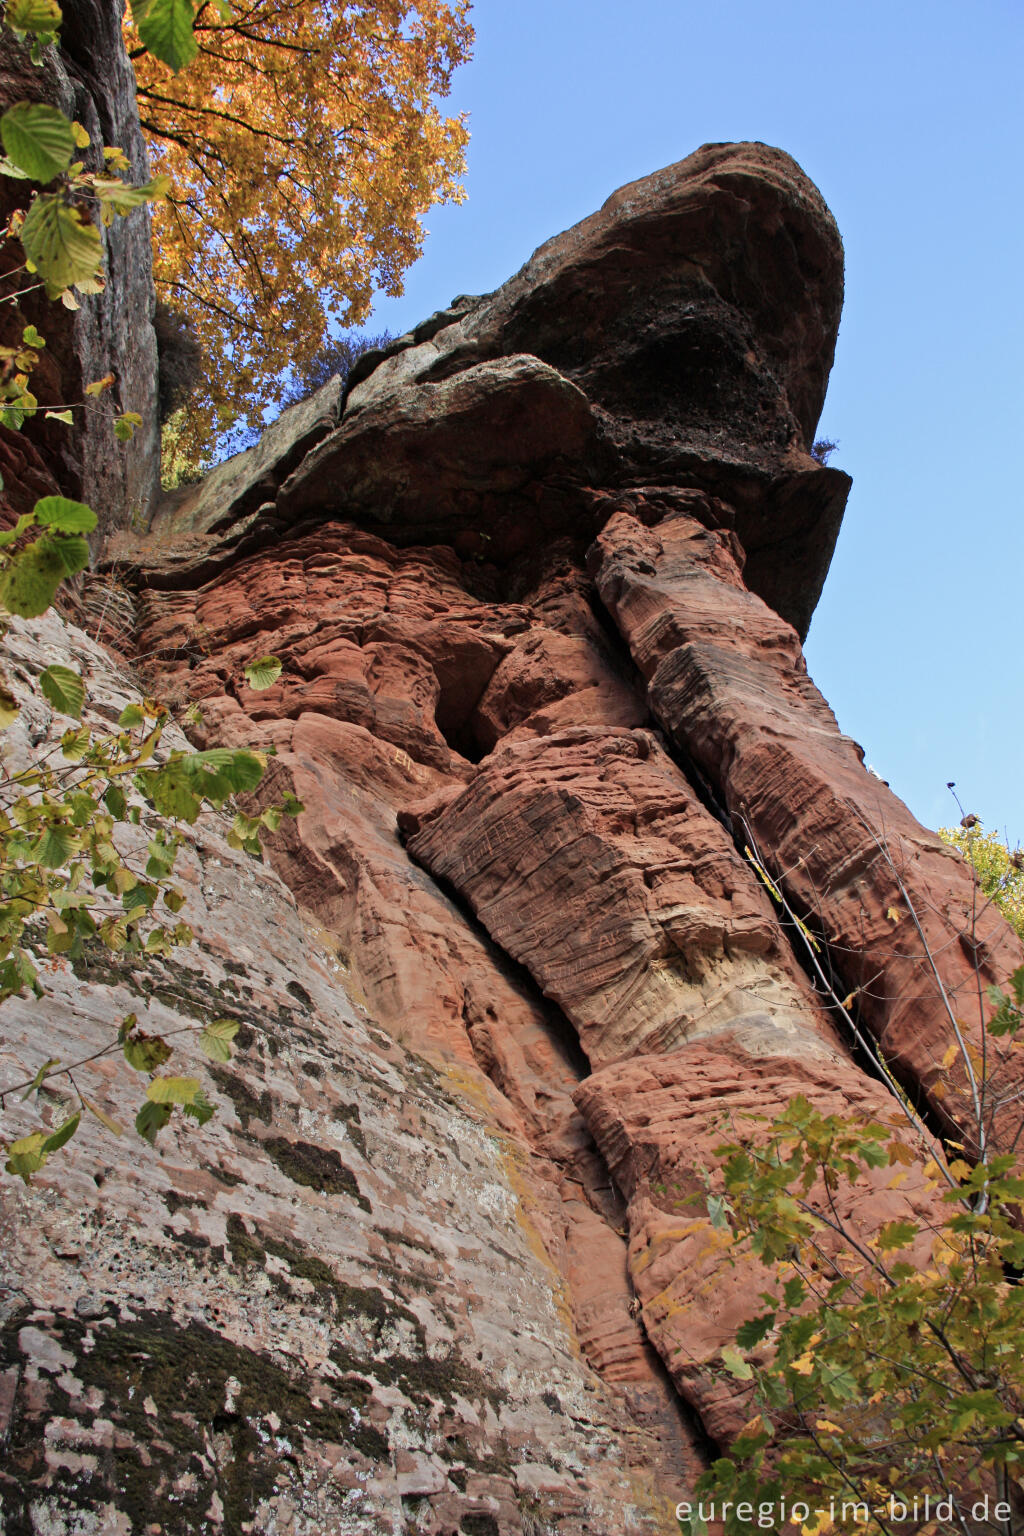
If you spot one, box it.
[81,1097,122,1137]
[181,748,265,796]
[735,1312,775,1349]
[0,102,74,183]
[33,495,96,533]
[131,0,199,71]
[19,192,103,298]
[102,783,127,819]
[0,681,20,728]
[44,408,73,424]
[0,532,89,617]
[118,703,146,728]
[200,1017,239,1062]
[19,1056,60,1098]
[135,1100,171,1144]
[0,950,38,1000]
[244,655,282,691]
[5,1130,47,1182]
[782,1276,806,1308]
[876,1219,919,1252]
[144,837,176,879]
[706,1193,730,1231]
[113,417,133,443]
[92,174,170,212]
[146,1074,200,1105]
[123,1031,172,1072]
[125,882,156,912]
[3,0,62,38]
[45,916,74,953]
[136,766,200,823]
[22,324,45,348]
[32,821,73,868]
[39,663,84,718]
[0,510,38,548]
[182,1088,214,1125]
[42,1110,80,1152]
[720,1344,753,1381]
[98,914,128,950]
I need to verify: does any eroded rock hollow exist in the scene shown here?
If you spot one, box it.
[4,131,1022,1533]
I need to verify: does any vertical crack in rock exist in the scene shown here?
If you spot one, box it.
[400,714,951,1443]
[0,615,694,1533]
[591,502,1024,1155]
[127,519,704,1477]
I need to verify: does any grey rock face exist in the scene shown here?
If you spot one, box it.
[0,613,693,1534]
[0,0,159,533]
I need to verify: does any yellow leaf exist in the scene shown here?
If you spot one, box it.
[82,1095,124,1137]
[886,905,902,923]
[129,0,474,463]
[941,1041,959,1069]
[802,1513,833,1536]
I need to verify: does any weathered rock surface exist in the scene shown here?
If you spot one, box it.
[403,726,838,1070]
[592,505,1024,1151]
[5,133,1022,1525]
[0,0,159,533]
[400,720,954,1440]
[0,614,691,1534]
[277,355,604,564]
[133,378,346,588]
[122,140,852,637]
[575,1041,947,1444]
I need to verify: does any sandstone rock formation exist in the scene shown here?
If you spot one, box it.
[4,130,1021,1532]
[0,615,691,1534]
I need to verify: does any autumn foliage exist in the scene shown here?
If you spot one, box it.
[128,0,473,449]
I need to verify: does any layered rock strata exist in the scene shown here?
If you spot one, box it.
[4,136,1020,1524]
[592,503,1024,1149]
[0,614,690,1534]
[116,141,1021,1449]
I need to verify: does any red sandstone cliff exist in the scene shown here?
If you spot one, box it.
[2,117,1020,1532]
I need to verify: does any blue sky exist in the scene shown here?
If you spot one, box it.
[367,0,1023,845]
